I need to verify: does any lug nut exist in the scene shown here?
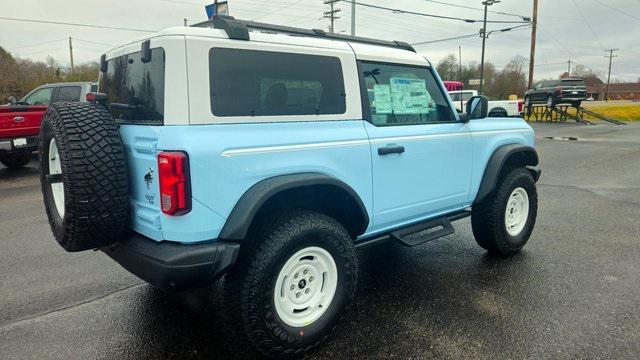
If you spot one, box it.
[309,276,314,282]
[305,288,310,294]
[303,269,308,275]
[296,292,301,298]
[290,284,295,291]
[294,273,299,279]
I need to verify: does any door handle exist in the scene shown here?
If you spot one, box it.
[13,116,25,122]
[378,145,405,156]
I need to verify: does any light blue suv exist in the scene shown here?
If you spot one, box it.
[38,16,540,358]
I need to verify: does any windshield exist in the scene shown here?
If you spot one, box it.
[98,48,165,123]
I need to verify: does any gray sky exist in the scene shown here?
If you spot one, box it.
[1,0,639,82]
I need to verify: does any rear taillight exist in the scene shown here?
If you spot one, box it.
[85,92,108,102]
[517,100,523,112]
[158,151,191,216]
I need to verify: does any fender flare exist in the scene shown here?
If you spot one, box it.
[474,144,539,204]
[218,173,369,240]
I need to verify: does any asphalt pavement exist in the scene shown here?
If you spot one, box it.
[1,122,639,359]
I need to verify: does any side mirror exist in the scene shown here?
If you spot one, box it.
[466,95,488,120]
[8,96,17,105]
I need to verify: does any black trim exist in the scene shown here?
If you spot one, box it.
[194,15,415,53]
[102,233,240,291]
[100,54,107,73]
[356,61,372,122]
[140,40,152,63]
[219,173,369,240]
[355,209,471,249]
[475,144,539,204]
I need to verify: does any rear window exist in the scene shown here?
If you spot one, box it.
[56,86,81,102]
[209,48,346,117]
[561,79,585,87]
[99,48,165,123]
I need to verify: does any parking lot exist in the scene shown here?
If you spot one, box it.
[1,122,639,359]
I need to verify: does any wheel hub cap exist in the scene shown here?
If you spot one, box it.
[48,139,65,217]
[274,246,337,327]
[505,187,529,236]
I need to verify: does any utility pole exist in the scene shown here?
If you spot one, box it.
[184,18,188,26]
[527,0,538,90]
[604,48,619,102]
[567,58,571,77]
[350,0,356,36]
[479,0,499,94]
[323,0,341,33]
[68,37,74,76]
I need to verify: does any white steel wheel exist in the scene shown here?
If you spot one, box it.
[48,139,65,217]
[505,187,529,236]
[274,246,338,328]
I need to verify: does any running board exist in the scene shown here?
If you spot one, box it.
[390,217,454,247]
[355,210,470,249]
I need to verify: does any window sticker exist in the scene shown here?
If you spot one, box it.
[373,84,392,114]
[389,77,431,114]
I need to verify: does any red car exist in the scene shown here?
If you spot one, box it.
[0,82,96,169]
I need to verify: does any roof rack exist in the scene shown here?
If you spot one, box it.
[192,15,416,53]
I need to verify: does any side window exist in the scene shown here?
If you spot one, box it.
[56,86,82,102]
[209,48,346,117]
[24,88,53,105]
[360,62,456,126]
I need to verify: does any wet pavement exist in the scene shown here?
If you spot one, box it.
[1,122,639,359]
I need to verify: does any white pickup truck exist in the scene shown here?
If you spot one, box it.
[449,90,523,117]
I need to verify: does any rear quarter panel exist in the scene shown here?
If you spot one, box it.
[467,117,535,202]
[120,121,373,244]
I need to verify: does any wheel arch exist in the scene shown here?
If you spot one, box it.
[218,173,370,240]
[474,144,539,204]
[488,107,508,117]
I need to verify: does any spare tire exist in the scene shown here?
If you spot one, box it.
[39,102,129,252]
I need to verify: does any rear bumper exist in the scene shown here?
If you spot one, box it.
[102,233,240,291]
[0,136,38,153]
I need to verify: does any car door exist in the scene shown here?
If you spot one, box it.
[359,61,472,231]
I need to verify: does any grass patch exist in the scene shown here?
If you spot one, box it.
[568,102,640,121]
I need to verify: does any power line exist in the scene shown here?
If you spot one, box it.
[571,0,604,49]
[73,38,116,47]
[338,0,530,24]
[421,0,529,20]
[412,24,530,46]
[8,38,68,51]
[591,0,640,22]
[252,0,307,21]
[0,16,156,33]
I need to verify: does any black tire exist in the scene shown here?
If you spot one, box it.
[489,108,508,118]
[0,152,31,169]
[471,167,538,256]
[573,101,582,108]
[224,209,357,358]
[39,102,129,252]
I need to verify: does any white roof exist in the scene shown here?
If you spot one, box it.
[106,25,430,66]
